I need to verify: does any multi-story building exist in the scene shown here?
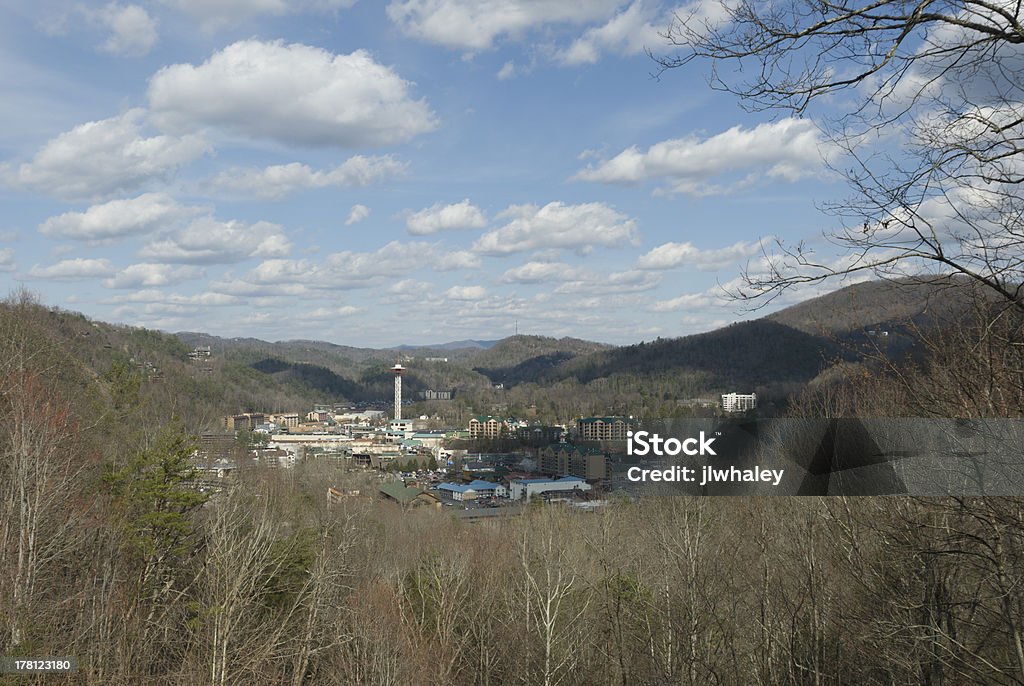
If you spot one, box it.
[517,424,565,445]
[421,389,454,400]
[538,445,609,481]
[469,416,510,440]
[576,416,634,441]
[273,413,300,428]
[721,393,757,413]
[199,432,235,460]
[221,412,266,431]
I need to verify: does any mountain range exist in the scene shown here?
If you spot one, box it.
[3,276,983,427]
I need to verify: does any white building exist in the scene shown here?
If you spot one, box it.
[437,480,508,501]
[508,476,591,501]
[722,392,757,413]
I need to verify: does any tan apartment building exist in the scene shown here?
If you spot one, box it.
[576,416,633,441]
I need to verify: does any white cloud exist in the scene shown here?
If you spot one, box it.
[39,193,198,241]
[386,0,623,51]
[553,268,661,295]
[3,109,209,200]
[109,289,243,318]
[345,204,371,226]
[435,250,482,271]
[497,61,517,79]
[558,0,730,65]
[220,241,429,292]
[148,40,438,147]
[574,118,831,195]
[165,0,357,30]
[406,199,486,234]
[212,156,407,199]
[28,258,115,280]
[306,305,361,319]
[0,248,15,272]
[635,239,765,271]
[97,4,158,56]
[502,261,582,283]
[139,217,291,264]
[557,1,658,65]
[215,240,479,295]
[103,263,204,288]
[649,290,725,311]
[445,285,487,300]
[473,201,638,255]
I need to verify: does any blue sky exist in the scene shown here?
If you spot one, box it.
[0,0,849,346]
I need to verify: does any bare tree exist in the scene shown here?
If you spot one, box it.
[0,293,92,651]
[660,0,1024,311]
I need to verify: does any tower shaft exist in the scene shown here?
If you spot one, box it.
[394,373,402,421]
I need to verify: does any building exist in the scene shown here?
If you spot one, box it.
[198,432,235,460]
[722,392,757,413]
[517,424,565,446]
[222,412,266,431]
[420,389,454,400]
[538,445,608,481]
[378,483,441,509]
[271,413,300,428]
[436,479,507,501]
[508,476,592,501]
[469,416,512,440]
[188,345,212,360]
[576,417,633,441]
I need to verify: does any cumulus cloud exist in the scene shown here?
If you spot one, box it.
[473,201,637,255]
[649,290,726,311]
[445,285,487,300]
[214,241,480,295]
[386,0,623,51]
[406,199,486,235]
[109,289,243,318]
[435,250,482,271]
[28,258,115,280]
[212,156,407,199]
[501,261,583,283]
[345,204,371,226]
[557,0,730,65]
[635,239,766,271]
[148,40,438,147]
[39,193,199,241]
[165,0,357,30]
[139,217,291,264]
[103,263,204,288]
[110,289,239,306]
[0,248,15,272]
[97,4,158,56]
[557,1,660,64]
[553,268,661,295]
[3,109,208,200]
[306,305,361,319]
[573,118,832,195]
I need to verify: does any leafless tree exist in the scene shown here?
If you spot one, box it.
[661,0,1024,311]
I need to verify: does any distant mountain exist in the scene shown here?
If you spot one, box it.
[766,275,990,337]
[395,339,501,351]
[513,320,846,390]
[6,276,985,430]
[470,335,610,368]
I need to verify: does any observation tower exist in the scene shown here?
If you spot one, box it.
[391,364,405,421]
